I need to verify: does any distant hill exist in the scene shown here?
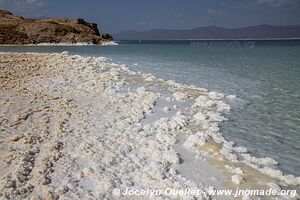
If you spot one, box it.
[0,10,113,45]
[113,25,300,40]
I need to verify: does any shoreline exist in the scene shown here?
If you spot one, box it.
[0,41,119,47]
[0,52,299,199]
[148,38,300,41]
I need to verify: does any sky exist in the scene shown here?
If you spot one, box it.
[0,0,299,33]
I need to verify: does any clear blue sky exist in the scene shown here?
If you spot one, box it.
[0,0,299,33]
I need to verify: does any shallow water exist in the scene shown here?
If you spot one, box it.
[1,40,300,176]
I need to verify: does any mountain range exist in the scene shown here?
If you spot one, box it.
[113,25,300,40]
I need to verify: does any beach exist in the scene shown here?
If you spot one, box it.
[0,52,299,200]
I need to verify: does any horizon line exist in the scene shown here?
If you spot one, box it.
[114,24,300,34]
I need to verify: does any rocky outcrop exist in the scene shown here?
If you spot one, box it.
[0,10,113,45]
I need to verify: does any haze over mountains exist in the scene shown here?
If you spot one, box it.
[113,25,300,40]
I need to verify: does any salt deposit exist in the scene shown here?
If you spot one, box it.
[172,92,188,101]
[0,52,299,200]
[231,174,244,185]
[162,106,171,112]
[0,53,211,199]
[101,41,119,46]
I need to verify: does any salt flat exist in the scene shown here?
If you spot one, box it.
[0,53,298,200]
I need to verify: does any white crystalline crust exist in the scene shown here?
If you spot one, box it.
[101,41,119,46]
[0,53,211,199]
[0,52,299,200]
[172,92,188,101]
[231,174,244,185]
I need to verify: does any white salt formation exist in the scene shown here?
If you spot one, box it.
[231,174,244,185]
[172,92,188,101]
[0,53,299,200]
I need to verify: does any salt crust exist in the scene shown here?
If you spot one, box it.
[1,52,299,200]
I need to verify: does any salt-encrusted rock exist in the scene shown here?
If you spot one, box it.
[219,141,239,162]
[241,153,278,168]
[234,146,248,153]
[206,111,226,122]
[163,106,171,112]
[216,101,231,112]
[193,111,207,122]
[226,95,236,100]
[136,86,147,94]
[193,96,213,108]
[128,71,136,75]
[170,111,188,130]
[94,57,108,62]
[233,167,244,175]
[208,91,224,100]
[165,97,172,101]
[61,51,70,55]
[156,132,177,146]
[172,92,188,101]
[193,95,230,112]
[231,174,244,184]
[163,150,179,164]
[184,132,208,149]
[225,165,244,176]
[143,74,156,82]
[168,168,176,175]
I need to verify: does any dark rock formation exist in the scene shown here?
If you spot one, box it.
[101,33,113,40]
[0,10,113,44]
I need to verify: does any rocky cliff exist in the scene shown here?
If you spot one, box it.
[0,10,113,45]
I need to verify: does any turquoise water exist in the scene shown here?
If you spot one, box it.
[1,40,300,176]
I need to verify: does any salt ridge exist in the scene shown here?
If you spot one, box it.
[0,52,298,200]
[79,53,300,187]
